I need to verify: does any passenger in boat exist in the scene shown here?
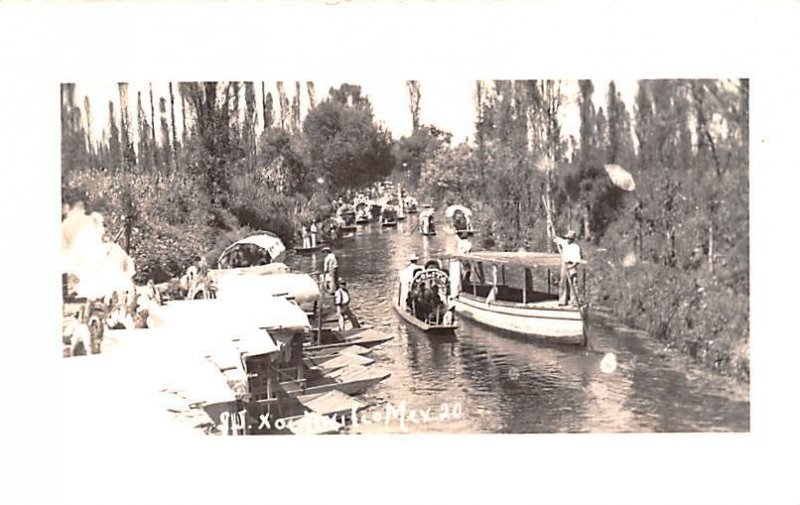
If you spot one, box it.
[554,230,582,306]
[301,225,310,248]
[322,246,338,293]
[334,279,361,331]
[426,284,445,324]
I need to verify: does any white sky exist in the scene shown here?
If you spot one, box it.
[73,79,638,148]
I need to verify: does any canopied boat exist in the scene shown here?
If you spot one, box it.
[206,234,321,312]
[394,262,457,334]
[404,196,419,214]
[445,204,475,236]
[418,207,436,235]
[381,206,398,227]
[449,251,587,345]
[354,201,371,224]
[336,204,358,232]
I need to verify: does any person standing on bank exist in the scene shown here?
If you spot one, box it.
[553,230,582,306]
[322,246,338,293]
[334,279,361,331]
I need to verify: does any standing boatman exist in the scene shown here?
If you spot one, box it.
[553,230,582,306]
[322,246,339,293]
[310,222,319,248]
[399,253,424,311]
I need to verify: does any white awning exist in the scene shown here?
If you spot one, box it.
[219,233,286,264]
[445,204,472,218]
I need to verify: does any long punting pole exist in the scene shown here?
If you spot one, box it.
[543,195,589,348]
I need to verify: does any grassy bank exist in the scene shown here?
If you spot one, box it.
[587,253,749,382]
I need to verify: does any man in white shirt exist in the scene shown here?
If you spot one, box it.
[322,246,338,293]
[456,232,473,254]
[399,253,423,311]
[553,230,582,306]
[334,279,360,330]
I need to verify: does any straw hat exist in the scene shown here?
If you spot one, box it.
[564,230,577,240]
[322,246,332,253]
[409,253,419,262]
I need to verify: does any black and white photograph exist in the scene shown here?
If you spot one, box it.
[59,78,750,435]
[3,1,799,504]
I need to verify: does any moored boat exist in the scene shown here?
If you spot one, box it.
[449,251,588,345]
[293,242,329,254]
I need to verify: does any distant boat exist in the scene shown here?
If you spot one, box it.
[454,228,476,237]
[381,220,398,228]
[450,251,587,346]
[293,242,329,254]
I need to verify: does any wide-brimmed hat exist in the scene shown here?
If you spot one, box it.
[409,253,419,262]
[564,230,577,240]
[322,246,332,252]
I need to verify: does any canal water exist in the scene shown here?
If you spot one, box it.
[286,219,749,433]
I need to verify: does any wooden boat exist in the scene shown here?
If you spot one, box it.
[304,351,375,373]
[449,251,588,345]
[454,228,476,237]
[393,301,457,334]
[293,242,329,254]
[281,364,390,396]
[381,220,398,228]
[305,327,393,352]
[306,344,371,359]
[355,216,370,225]
[420,228,436,236]
[340,224,358,233]
[394,267,457,334]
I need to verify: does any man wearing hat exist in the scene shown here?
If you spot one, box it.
[322,246,338,293]
[399,253,424,311]
[554,230,582,306]
[334,279,361,330]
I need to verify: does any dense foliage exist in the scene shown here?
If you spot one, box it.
[411,79,749,381]
[61,82,395,283]
[61,79,749,380]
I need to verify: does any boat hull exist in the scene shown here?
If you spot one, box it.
[454,293,584,344]
[392,302,457,334]
[294,242,329,254]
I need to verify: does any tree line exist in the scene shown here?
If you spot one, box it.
[394,79,749,380]
[61,81,395,282]
[62,78,749,380]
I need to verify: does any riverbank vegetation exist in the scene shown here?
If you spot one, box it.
[396,79,749,381]
[61,82,394,282]
[61,79,749,381]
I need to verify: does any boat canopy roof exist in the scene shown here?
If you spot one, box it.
[451,251,570,270]
[219,233,286,264]
[445,204,472,218]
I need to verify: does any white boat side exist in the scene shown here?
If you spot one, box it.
[454,292,584,344]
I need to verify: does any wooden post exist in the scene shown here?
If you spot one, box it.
[547,269,551,294]
[501,265,506,286]
[522,267,527,304]
[294,336,304,382]
[316,274,324,345]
